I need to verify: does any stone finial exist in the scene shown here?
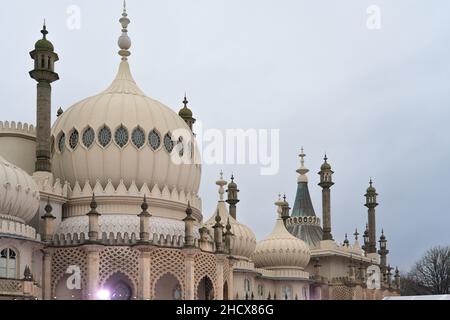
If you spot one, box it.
[353,228,359,241]
[296,147,309,182]
[57,107,64,117]
[216,171,227,201]
[118,0,131,60]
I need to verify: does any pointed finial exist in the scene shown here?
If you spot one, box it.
[41,20,48,39]
[216,171,227,201]
[141,195,149,212]
[324,153,328,162]
[118,1,131,60]
[90,193,97,210]
[226,217,232,232]
[369,178,373,187]
[344,233,349,246]
[297,147,309,181]
[283,193,287,202]
[231,173,234,182]
[354,228,359,241]
[183,93,189,107]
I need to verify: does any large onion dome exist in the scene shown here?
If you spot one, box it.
[0,156,40,223]
[51,5,201,195]
[252,198,311,270]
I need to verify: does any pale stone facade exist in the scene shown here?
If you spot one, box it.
[0,4,400,300]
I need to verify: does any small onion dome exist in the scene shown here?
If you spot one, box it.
[179,95,193,118]
[35,24,54,51]
[228,174,238,190]
[252,198,311,270]
[0,156,40,223]
[320,155,332,170]
[366,179,376,193]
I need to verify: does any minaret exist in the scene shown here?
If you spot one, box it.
[178,94,196,131]
[29,22,59,173]
[378,229,389,272]
[364,179,378,254]
[226,174,240,220]
[318,155,334,241]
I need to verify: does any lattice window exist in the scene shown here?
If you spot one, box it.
[99,247,140,291]
[194,253,217,299]
[114,125,129,148]
[58,133,66,153]
[98,126,112,147]
[131,127,145,149]
[82,127,95,148]
[150,249,186,300]
[69,130,79,149]
[164,133,174,153]
[149,129,161,151]
[51,248,88,298]
[331,285,354,300]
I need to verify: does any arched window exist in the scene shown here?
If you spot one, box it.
[131,127,145,149]
[244,279,251,299]
[0,248,17,279]
[114,125,129,148]
[82,127,95,148]
[149,129,161,151]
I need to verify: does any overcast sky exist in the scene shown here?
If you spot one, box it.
[2,0,450,271]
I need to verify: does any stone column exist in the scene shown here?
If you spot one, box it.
[84,245,101,300]
[137,248,152,300]
[184,249,198,300]
[42,249,52,300]
[216,256,225,300]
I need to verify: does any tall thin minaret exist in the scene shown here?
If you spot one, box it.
[29,22,59,173]
[364,179,378,254]
[318,155,334,241]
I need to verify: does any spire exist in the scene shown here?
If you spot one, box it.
[343,233,349,247]
[118,0,131,61]
[296,147,309,182]
[41,20,48,39]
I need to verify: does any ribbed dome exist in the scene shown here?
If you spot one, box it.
[205,201,256,259]
[252,202,310,270]
[0,156,40,223]
[51,61,201,195]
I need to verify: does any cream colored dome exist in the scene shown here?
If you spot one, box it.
[205,175,256,259]
[206,201,256,259]
[252,200,311,270]
[51,60,201,195]
[0,156,40,223]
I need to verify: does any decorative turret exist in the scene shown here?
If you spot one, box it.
[138,195,151,242]
[365,179,378,254]
[29,22,59,173]
[183,201,196,247]
[362,224,369,252]
[394,267,401,289]
[280,194,290,224]
[41,197,56,242]
[226,174,240,220]
[318,154,334,241]
[343,233,349,247]
[86,194,101,242]
[213,210,224,253]
[378,229,389,271]
[178,94,196,131]
[224,218,234,253]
